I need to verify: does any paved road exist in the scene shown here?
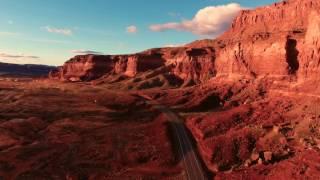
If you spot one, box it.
[137,94,207,180]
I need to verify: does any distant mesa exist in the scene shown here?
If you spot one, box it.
[0,62,56,77]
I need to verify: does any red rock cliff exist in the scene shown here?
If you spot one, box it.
[50,47,216,85]
[212,0,320,80]
[50,0,320,86]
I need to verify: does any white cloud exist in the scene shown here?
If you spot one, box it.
[8,20,13,25]
[126,25,138,34]
[71,50,103,54]
[44,26,73,36]
[150,3,245,36]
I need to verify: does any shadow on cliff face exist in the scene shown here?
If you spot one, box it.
[138,53,166,72]
[186,48,209,56]
[286,38,299,74]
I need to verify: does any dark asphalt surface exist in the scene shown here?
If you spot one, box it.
[138,94,207,180]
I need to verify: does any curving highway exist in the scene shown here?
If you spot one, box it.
[137,94,208,180]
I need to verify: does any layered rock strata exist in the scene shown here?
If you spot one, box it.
[50,0,320,86]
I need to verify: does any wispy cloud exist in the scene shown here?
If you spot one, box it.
[71,50,103,54]
[150,3,245,36]
[0,52,41,64]
[44,26,73,36]
[0,52,40,59]
[126,25,138,34]
[7,20,13,25]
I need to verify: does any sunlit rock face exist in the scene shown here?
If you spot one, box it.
[49,55,115,81]
[50,0,320,86]
[50,47,216,86]
[298,11,320,80]
[217,0,320,80]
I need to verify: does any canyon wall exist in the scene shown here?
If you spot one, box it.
[50,47,216,85]
[217,0,320,81]
[298,11,320,80]
[50,0,320,86]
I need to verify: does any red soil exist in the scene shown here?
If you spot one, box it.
[0,79,183,179]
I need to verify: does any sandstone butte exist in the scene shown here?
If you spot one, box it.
[49,0,320,88]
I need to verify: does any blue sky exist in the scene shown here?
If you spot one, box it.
[0,0,278,65]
